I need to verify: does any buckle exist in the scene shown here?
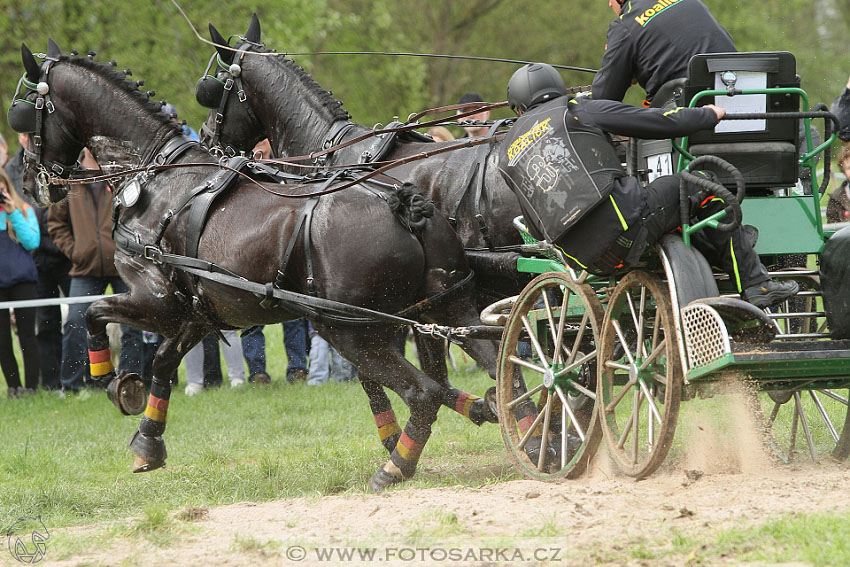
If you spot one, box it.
[45,100,55,113]
[237,90,246,103]
[224,78,234,91]
[35,97,44,110]
[143,246,163,264]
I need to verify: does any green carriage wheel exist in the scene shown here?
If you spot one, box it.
[748,388,850,463]
[496,272,604,480]
[746,273,850,464]
[598,270,682,478]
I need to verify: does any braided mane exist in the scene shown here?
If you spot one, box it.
[59,54,182,135]
[260,47,350,122]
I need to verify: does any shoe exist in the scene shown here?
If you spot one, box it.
[286,369,308,383]
[7,387,18,400]
[742,279,800,308]
[17,387,36,397]
[184,382,204,397]
[248,372,271,384]
[230,378,246,389]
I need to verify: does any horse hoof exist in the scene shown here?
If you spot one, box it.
[132,454,166,473]
[107,371,147,415]
[129,431,167,472]
[524,436,559,472]
[368,466,404,493]
[485,386,498,418]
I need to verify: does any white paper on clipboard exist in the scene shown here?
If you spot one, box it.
[713,71,767,133]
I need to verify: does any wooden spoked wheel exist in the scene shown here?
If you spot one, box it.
[748,387,850,463]
[598,270,682,478]
[496,272,604,480]
[747,274,850,464]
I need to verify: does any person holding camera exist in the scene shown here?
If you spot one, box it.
[0,168,40,398]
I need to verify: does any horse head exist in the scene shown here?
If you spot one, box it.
[8,39,181,206]
[9,41,86,205]
[197,14,350,165]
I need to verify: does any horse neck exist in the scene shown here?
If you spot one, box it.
[245,56,348,160]
[54,63,177,169]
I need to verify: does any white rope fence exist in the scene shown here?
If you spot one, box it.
[0,294,113,310]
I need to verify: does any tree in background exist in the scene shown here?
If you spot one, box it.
[1,0,848,150]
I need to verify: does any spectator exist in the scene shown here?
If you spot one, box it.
[48,148,145,392]
[184,330,246,396]
[162,103,200,141]
[830,74,850,143]
[307,321,357,386]
[5,133,71,390]
[241,322,310,384]
[427,126,455,143]
[456,92,491,138]
[0,133,8,167]
[827,145,850,223]
[0,168,40,398]
[592,0,735,105]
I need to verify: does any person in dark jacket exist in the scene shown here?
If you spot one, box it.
[500,63,798,308]
[592,0,735,104]
[47,148,144,392]
[830,75,850,143]
[5,133,72,390]
[0,168,40,397]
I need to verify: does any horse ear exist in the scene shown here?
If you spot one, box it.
[246,13,261,44]
[21,43,40,82]
[47,38,62,58]
[208,23,233,64]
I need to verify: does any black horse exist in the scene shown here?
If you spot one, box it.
[197,15,526,307]
[11,40,498,491]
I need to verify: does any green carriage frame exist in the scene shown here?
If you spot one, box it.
[493,51,850,480]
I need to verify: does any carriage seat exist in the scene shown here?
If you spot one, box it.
[683,51,800,195]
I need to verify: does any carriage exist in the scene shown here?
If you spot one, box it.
[490,50,850,480]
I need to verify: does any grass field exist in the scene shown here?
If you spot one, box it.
[3,325,850,565]
[0,327,510,528]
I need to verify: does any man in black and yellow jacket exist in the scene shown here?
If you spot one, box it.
[592,0,735,104]
[499,63,798,308]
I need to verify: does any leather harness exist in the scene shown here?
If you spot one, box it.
[112,135,473,328]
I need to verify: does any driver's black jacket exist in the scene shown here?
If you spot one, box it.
[591,0,735,103]
[500,95,719,275]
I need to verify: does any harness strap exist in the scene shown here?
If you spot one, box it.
[448,119,509,249]
[185,156,249,258]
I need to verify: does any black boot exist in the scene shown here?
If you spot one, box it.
[742,279,799,308]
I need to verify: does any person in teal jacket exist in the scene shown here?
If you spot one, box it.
[0,167,40,397]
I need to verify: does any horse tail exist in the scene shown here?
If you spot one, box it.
[386,182,435,233]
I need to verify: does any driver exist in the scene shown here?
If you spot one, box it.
[592,0,735,105]
[499,63,798,308]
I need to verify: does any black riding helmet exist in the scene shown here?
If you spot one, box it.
[507,63,567,113]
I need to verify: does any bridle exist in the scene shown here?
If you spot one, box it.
[197,37,261,155]
[11,56,85,198]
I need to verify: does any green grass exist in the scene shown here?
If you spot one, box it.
[0,330,510,530]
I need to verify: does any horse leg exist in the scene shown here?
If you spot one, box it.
[414,333,498,427]
[359,376,402,453]
[84,291,187,414]
[325,327,442,492]
[130,322,209,473]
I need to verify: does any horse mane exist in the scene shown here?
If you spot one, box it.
[258,47,350,122]
[59,55,182,135]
